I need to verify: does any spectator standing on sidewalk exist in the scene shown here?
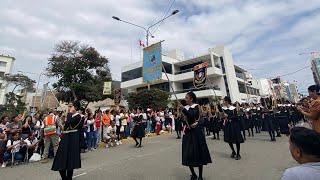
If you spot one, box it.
[40,111,59,163]
[94,109,102,148]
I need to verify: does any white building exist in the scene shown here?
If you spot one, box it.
[285,83,299,103]
[258,78,274,97]
[121,45,261,104]
[0,55,15,104]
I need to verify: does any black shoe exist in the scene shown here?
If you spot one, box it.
[235,154,241,160]
[198,177,203,180]
[212,136,216,140]
[135,142,139,147]
[190,174,198,180]
[137,144,143,148]
[217,137,220,140]
[230,152,236,158]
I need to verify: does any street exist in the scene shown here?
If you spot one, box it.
[1,132,296,180]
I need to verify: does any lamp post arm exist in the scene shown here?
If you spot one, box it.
[118,19,147,32]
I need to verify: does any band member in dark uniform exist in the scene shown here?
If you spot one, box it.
[180,91,212,180]
[131,107,145,148]
[210,105,220,140]
[235,102,246,141]
[261,98,276,141]
[222,96,244,160]
[244,103,254,137]
[52,101,82,180]
[277,106,290,135]
[174,109,183,139]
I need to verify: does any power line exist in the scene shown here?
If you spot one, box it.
[277,65,311,78]
[151,0,176,35]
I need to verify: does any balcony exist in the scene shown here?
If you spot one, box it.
[171,85,223,100]
[174,67,223,82]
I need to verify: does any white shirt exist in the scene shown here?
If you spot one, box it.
[281,162,320,180]
[107,126,116,134]
[142,113,147,120]
[24,137,38,147]
[7,139,21,153]
[115,115,121,126]
[86,118,96,132]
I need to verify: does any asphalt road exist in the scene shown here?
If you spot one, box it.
[1,132,296,180]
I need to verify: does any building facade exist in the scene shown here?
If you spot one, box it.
[0,55,15,104]
[121,45,261,103]
[311,57,320,85]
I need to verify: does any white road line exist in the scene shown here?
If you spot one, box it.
[73,172,87,178]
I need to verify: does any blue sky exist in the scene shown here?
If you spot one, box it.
[0,0,319,94]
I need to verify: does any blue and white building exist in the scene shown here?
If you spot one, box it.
[121,45,261,103]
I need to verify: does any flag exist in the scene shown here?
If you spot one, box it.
[139,40,145,47]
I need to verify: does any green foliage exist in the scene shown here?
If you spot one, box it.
[46,40,112,104]
[3,73,36,92]
[1,74,34,117]
[127,88,171,110]
[2,92,26,117]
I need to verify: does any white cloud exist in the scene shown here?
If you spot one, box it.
[0,0,319,92]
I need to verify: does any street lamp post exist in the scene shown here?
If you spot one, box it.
[112,9,179,46]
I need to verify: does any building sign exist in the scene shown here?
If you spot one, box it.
[143,42,162,83]
[114,88,121,105]
[193,62,209,88]
[103,81,112,95]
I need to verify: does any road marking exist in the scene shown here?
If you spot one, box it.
[73,172,87,178]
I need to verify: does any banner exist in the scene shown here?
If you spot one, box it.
[193,62,209,88]
[114,88,121,105]
[103,81,112,95]
[143,42,162,83]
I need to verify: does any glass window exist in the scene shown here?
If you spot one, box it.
[121,67,142,82]
[0,61,6,67]
[0,72,5,78]
[162,62,172,74]
[238,82,246,93]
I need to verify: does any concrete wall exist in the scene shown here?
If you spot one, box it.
[0,55,15,104]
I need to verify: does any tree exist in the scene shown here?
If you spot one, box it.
[3,73,35,93]
[46,40,112,105]
[127,88,171,110]
[1,73,35,116]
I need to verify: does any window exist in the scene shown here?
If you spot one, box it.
[121,67,142,82]
[182,81,194,90]
[238,82,246,93]
[137,82,170,92]
[0,61,6,67]
[162,62,172,74]
[0,72,5,78]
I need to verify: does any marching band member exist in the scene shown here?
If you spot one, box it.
[222,96,244,160]
[210,105,221,140]
[131,107,145,148]
[179,91,212,180]
[52,101,82,180]
[261,98,276,141]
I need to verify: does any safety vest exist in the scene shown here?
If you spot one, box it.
[44,114,56,136]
